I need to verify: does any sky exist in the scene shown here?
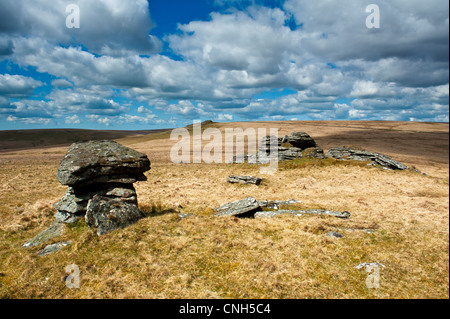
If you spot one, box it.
[0,0,448,131]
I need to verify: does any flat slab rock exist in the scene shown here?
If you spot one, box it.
[254,209,351,219]
[57,140,151,187]
[37,241,72,257]
[215,198,350,219]
[227,175,262,185]
[85,195,146,236]
[326,147,408,170]
[214,197,262,218]
[258,199,302,209]
[23,221,65,248]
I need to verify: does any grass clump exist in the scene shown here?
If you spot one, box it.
[278,157,369,170]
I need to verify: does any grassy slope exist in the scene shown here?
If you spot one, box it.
[0,128,172,152]
[0,121,448,299]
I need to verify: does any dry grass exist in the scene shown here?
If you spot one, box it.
[0,121,448,299]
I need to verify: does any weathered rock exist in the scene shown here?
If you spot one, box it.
[254,209,351,219]
[227,175,262,185]
[54,187,90,215]
[254,210,305,218]
[327,231,344,239]
[278,147,302,161]
[57,140,150,187]
[178,214,195,220]
[232,148,302,165]
[305,209,351,219]
[258,199,302,209]
[23,221,65,248]
[325,147,374,161]
[303,146,325,159]
[74,173,147,186]
[355,262,386,269]
[259,135,281,154]
[214,197,350,219]
[85,195,146,236]
[280,135,289,144]
[325,147,408,170]
[54,211,83,224]
[214,197,262,217]
[371,153,409,170]
[230,132,318,164]
[286,132,317,150]
[54,184,138,223]
[248,153,271,164]
[37,241,72,257]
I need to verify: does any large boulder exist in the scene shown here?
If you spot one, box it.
[230,132,318,164]
[54,184,138,222]
[286,132,318,150]
[85,195,146,236]
[52,140,150,235]
[259,135,281,154]
[57,140,150,187]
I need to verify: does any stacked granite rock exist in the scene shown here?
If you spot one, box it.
[231,132,323,164]
[325,147,408,170]
[54,140,150,235]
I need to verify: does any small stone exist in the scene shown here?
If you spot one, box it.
[254,209,350,219]
[178,214,194,219]
[37,241,72,257]
[327,231,344,239]
[355,262,386,269]
[23,221,65,248]
[227,175,262,185]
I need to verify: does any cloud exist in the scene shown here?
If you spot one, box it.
[52,79,73,88]
[65,114,81,124]
[217,113,233,121]
[86,113,161,127]
[7,115,52,125]
[0,0,448,126]
[284,0,449,62]
[0,36,13,57]
[0,74,43,97]
[169,8,303,76]
[0,0,161,56]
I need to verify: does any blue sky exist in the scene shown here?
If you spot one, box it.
[0,0,448,131]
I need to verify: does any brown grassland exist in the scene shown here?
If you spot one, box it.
[0,120,448,299]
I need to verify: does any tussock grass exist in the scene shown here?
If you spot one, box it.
[0,121,448,299]
[278,157,369,170]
